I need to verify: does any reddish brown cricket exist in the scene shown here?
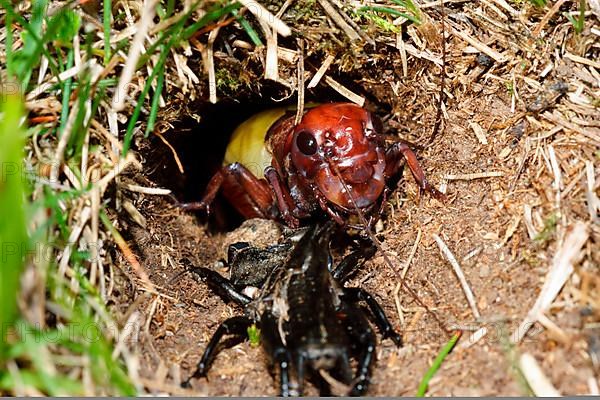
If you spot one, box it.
[181,103,444,227]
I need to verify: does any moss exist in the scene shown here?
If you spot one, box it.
[534,213,558,245]
[215,67,243,92]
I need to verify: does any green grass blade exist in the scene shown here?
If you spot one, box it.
[59,49,75,129]
[359,6,421,24]
[181,2,242,40]
[233,10,263,46]
[5,11,14,75]
[122,41,170,155]
[528,0,547,7]
[0,89,29,359]
[144,56,166,137]
[416,331,462,396]
[104,0,112,64]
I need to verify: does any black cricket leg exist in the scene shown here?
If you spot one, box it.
[332,239,377,284]
[337,303,376,396]
[182,316,253,387]
[260,314,293,396]
[294,352,306,397]
[343,287,402,346]
[189,266,251,307]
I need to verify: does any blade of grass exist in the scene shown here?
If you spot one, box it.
[416,331,462,396]
[359,6,421,24]
[181,2,242,40]
[5,10,13,74]
[59,49,75,129]
[104,0,112,64]
[122,39,171,155]
[0,89,28,360]
[165,0,175,17]
[11,0,46,89]
[233,10,263,46]
[144,53,166,137]
[564,0,586,34]
[392,0,420,16]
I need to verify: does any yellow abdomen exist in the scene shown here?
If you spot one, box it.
[223,108,287,179]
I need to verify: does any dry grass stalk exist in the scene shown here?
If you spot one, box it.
[307,54,336,89]
[519,353,561,396]
[443,171,503,180]
[585,161,600,224]
[263,22,279,81]
[155,131,185,174]
[207,25,221,104]
[588,377,600,396]
[50,102,79,183]
[122,184,172,195]
[469,121,488,145]
[451,27,507,63]
[433,234,481,320]
[238,0,291,37]
[97,153,141,194]
[489,0,519,14]
[324,76,365,106]
[59,207,92,277]
[512,222,589,343]
[458,326,488,349]
[26,63,86,101]
[537,313,569,344]
[123,200,148,228]
[104,214,156,294]
[317,0,361,41]
[295,39,305,125]
[532,0,568,37]
[404,43,443,66]
[564,52,600,70]
[112,0,159,111]
[547,144,562,207]
[394,228,422,325]
[523,204,539,240]
[542,111,600,144]
[90,185,102,296]
[396,33,408,77]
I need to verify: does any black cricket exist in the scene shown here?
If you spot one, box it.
[181,222,402,396]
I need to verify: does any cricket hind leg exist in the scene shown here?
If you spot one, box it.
[342,287,402,346]
[178,162,277,219]
[338,303,377,396]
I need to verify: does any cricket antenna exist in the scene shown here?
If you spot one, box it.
[328,160,451,336]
